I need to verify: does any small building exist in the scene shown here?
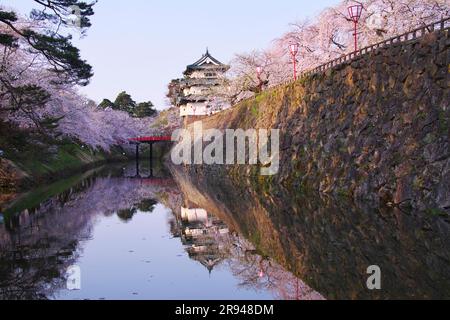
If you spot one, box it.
[170,50,230,117]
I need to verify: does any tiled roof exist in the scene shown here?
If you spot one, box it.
[184,49,230,75]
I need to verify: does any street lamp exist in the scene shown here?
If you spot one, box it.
[256,66,263,92]
[348,4,363,52]
[289,43,299,81]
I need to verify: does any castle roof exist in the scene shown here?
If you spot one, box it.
[184,49,230,76]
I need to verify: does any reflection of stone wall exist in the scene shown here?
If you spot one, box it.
[189,30,449,211]
[167,176,325,300]
[170,165,450,299]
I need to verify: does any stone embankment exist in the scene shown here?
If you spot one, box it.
[182,28,449,212]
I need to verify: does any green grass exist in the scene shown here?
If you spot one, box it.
[1,121,100,176]
[3,171,92,217]
[1,120,128,199]
[15,141,121,179]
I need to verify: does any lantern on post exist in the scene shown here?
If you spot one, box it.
[289,43,299,81]
[256,66,263,92]
[348,4,363,52]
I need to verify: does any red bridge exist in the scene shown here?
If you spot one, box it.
[128,136,173,175]
[128,136,172,143]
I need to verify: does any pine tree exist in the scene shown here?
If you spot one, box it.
[98,99,115,110]
[134,102,157,118]
[114,91,136,113]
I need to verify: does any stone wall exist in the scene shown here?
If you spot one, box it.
[185,29,449,212]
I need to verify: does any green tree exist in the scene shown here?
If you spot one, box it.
[134,101,157,118]
[98,99,115,110]
[99,92,156,117]
[114,91,136,113]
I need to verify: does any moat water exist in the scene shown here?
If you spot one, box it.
[0,163,448,300]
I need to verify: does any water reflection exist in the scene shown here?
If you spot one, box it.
[4,161,447,300]
[175,206,230,273]
[169,165,450,300]
[0,163,318,300]
[168,203,323,300]
[0,165,175,299]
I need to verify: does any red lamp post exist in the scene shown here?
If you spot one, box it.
[289,43,299,81]
[348,4,363,52]
[256,66,263,92]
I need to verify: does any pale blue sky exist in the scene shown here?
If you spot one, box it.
[3,0,340,109]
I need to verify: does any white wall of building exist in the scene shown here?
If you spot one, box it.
[183,86,209,96]
[179,100,232,117]
[190,70,219,79]
[180,103,208,116]
[190,71,207,79]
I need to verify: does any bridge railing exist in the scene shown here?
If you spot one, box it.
[129,136,173,143]
[232,16,450,107]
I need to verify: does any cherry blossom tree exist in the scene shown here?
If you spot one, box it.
[0,7,167,153]
[224,0,450,103]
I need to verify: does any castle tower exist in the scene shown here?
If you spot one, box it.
[176,49,230,117]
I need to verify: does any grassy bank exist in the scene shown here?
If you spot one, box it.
[0,141,127,204]
[0,120,128,203]
[15,142,127,185]
[3,168,98,217]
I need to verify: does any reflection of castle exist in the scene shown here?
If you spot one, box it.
[177,207,230,273]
